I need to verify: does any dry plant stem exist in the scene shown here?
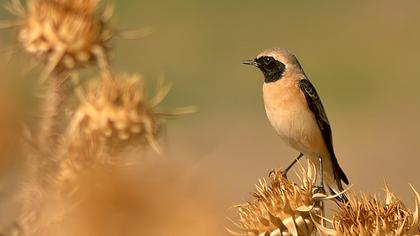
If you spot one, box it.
[36,74,65,153]
[92,45,112,79]
[54,121,98,195]
[40,46,66,83]
[17,114,101,236]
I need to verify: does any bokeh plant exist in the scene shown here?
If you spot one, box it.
[0,1,202,235]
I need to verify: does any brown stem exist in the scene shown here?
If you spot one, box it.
[36,74,65,154]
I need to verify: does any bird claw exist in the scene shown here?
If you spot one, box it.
[268,169,276,178]
[280,169,289,179]
[313,184,326,195]
[268,169,288,179]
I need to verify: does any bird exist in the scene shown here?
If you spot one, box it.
[241,48,349,197]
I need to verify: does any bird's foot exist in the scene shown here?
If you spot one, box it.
[280,168,289,179]
[269,169,276,177]
[268,167,290,179]
[279,153,304,179]
[268,169,289,180]
[313,184,326,195]
[313,155,326,195]
[269,169,281,178]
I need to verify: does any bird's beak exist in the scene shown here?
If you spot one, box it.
[241,59,258,67]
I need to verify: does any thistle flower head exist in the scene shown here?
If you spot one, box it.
[11,0,112,73]
[53,73,194,193]
[328,186,420,236]
[47,0,101,13]
[73,74,160,152]
[230,163,323,236]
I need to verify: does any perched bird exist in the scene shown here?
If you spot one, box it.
[241,48,348,196]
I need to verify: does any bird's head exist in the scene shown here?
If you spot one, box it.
[241,48,303,83]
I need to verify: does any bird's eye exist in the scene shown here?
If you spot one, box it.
[264,57,272,65]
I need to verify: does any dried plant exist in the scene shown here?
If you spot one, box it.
[54,74,161,191]
[0,1,196,235]
[70,75,160,152]
[229,164,420,236]
[0,0,116,157]
[11,74,156,234]
[316,186,420,236]
[35,77,65,151]
[14,72,197,236]
[229,163,331,236]
[4,0,114,76]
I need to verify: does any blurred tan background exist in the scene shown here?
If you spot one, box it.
[1,0,420,233]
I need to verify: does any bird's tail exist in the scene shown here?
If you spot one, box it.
[325,177,348,203]
[321,153,349,203]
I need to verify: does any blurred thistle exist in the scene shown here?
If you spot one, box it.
[17,74,195,235]
[317,185,420,236]
[229,163,330,236]
[32,163,224,236]
[0,0,116,151]
[55,74,194,186]
[68,73,195,155]
[0,0,200,235]
[3,0,114,76]
[69,74,160,154]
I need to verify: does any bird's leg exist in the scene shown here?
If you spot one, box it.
[314,155,326,194]
[281,153,304,178]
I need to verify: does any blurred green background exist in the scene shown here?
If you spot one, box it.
[2,0,420,213]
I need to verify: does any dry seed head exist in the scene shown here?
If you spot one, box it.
[13,0,112,73]
[325,186,420,236]
[47,0,101,13]
[230,163,322,236]
[73,74,160,152]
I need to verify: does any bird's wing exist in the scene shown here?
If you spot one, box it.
[298,78,349,185]
[298,79,331,142]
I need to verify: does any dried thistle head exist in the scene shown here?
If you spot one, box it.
[8,0,113,74]
[15,74,160,236]
[326,186,420,236]
[51,74,195,199]
[71,74,160,154]
[47,0,101,13]
[230,163,323,236]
